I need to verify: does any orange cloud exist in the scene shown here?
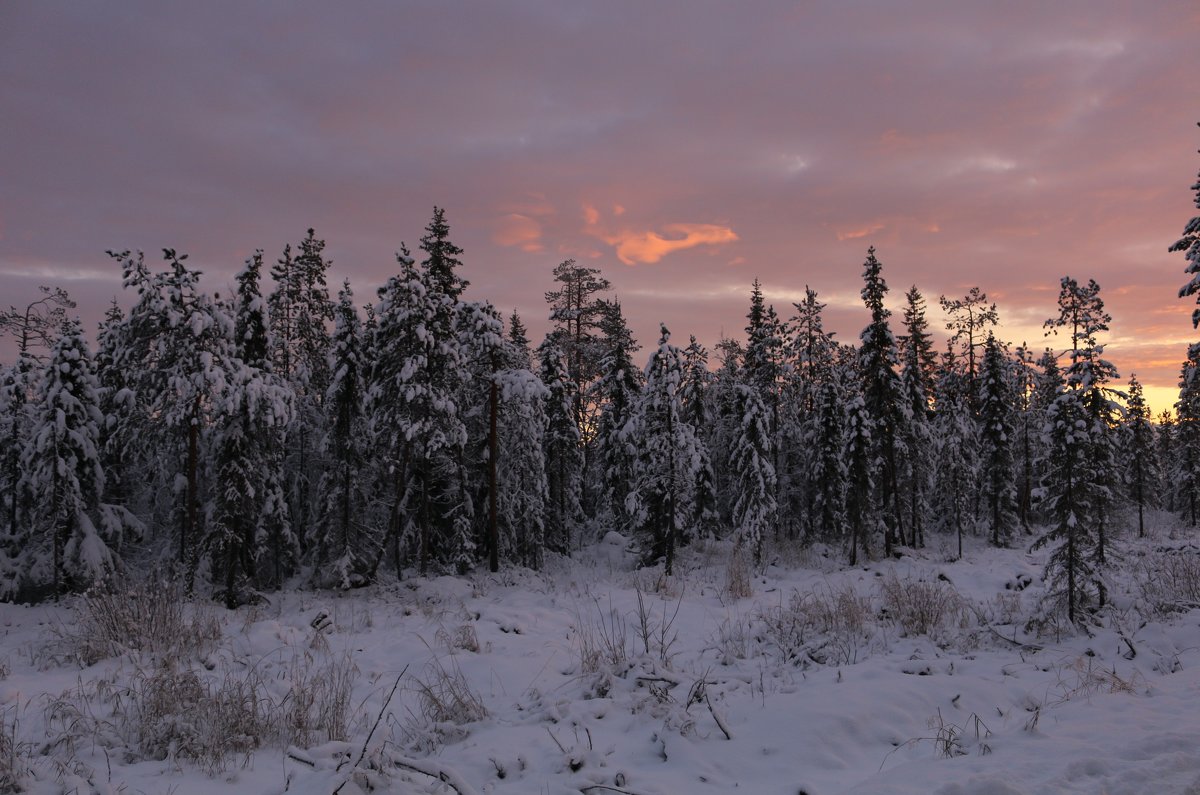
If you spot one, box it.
[836,223,885,241]
[582,203,600,226]
[493,213,544,252]
[602,223,739,265]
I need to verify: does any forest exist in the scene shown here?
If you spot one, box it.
[1,186,1197,627]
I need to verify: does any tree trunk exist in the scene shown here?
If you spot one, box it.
[488,379,499,573]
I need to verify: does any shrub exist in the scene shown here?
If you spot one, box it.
[878,574,963,637]
[53,578,221,667]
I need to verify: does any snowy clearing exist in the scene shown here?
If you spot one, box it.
[2,531,1200,795]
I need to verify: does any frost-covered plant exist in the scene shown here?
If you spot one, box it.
[573,597,630,675]
[760,584,874,665]
[402,656,488,752]
[878,574,963,637]
[281,651,359,747]
[1135,547,1200,615]
[0,705,26,793]
[52,578,220,667]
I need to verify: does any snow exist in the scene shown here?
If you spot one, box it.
[3,532,1200,794]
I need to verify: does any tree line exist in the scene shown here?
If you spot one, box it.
[0,183,1197,618]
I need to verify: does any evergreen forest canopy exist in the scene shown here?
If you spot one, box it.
[0,163,1197,623]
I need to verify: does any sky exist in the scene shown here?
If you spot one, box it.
[2,1,1199,413]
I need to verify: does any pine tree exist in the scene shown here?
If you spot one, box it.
[1174,126,1200,524]
[858,247,907,554]
[314,279,368,587]
[370,243,470,575]
[1012,344,1040,532]
[898,286,935,547]
[421,206,469,302]
[977,333,1017,546]
[120,249,232,580]
[1176,346,1200,526]
[932,393,978,560]
[681,336,719,539]
[21,319,115,596]
[844,391,874,565]
[0,352,35,547]
[810,375,847,544]
[1124,375,1159,538]
[538,337,583,554]
[730,384,777,566]
[938,286,999,402]
[496,368,549,569]
[1,286,73,545]
[625,325,705,575]
[594,301,642,533]
[270,229,335,555]
[507,310,532,370]
[210,253,295,605]
[1037,276,1120,620]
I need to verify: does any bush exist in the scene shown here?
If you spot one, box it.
[1136,547,1200,615]
[53,578,221,667]
[759,583,874,666]
[878,574,963,637]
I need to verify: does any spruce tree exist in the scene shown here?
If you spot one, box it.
[538,337,583,554]
[211,253,295,605]
[594,301,642,533]
[730,384,777,566]
[1124,375,1159,538]
[1036,276,1120,620]
[681,336,719,540]
[898,286,935,547]
[21,319,114,596]
[625,324,705,575]
[314,279,368,587]
[496,367,549,569]
[421,206,469,301]
[810,375,847,543]
[977,333,1017,546]
[857,247,907,554]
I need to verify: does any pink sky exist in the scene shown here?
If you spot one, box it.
[2,1,1198,413]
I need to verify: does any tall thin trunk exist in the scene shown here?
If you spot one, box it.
[488,379,499,573]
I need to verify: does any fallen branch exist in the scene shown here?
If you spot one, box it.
[580,785,654,795]
[388,753,479,795]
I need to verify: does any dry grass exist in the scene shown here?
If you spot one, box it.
[1136,547,1200,615]
[51,578,221,667]
[878,574,964,637]
[759,583,874,666]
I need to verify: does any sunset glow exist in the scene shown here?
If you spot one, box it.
[2,1,1198,412]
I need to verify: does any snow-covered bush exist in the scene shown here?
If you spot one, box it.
[402,657,488,752]
[573,597,630,675]
[759,583,874,665]
[1135,546,1200,615]
[51,578,220,667]
[281,651,359,747]
[878,574,964,637]
[0,705,25,793]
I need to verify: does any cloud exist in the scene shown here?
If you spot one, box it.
[600,222,739,265]
[835,223,886,241]
[493,212,544,252]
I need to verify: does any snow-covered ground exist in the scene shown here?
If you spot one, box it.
[2,527,1200,795]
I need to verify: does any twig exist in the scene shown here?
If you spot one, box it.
[580,785,654,795]
[983,623,1042,652]
[704,689,733,740]
[333,665,408,794]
